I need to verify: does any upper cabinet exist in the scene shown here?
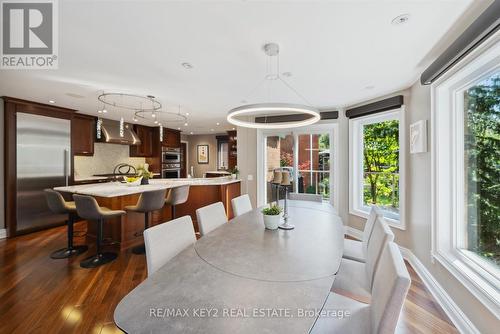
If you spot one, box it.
[130,125,154,157]
[162,128,181,148]
[72,114,95,156]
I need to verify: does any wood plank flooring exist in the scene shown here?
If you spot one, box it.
[0,223,458,334]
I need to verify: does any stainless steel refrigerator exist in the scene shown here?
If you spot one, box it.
[16,113,71,233]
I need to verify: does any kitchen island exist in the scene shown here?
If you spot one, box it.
[55,177,241,250]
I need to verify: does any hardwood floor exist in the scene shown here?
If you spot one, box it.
[0,223,458,334]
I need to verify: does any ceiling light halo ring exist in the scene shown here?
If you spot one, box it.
[227,103,321,129]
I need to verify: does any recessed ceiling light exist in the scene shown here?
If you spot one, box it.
[210,129,214,131]
[391,14,410,25]
[182,62,193,69]
[177,127,181,130]
[98,110,103,114]
[190,131,193,135]
[152,113,156,118]
[186,112,190,116]
[232,127,235,130]
[154,120,158,124]
[102,109,107,113]
[133,117,138,122]
[48,100,55,104]
[216,122,220,126]
[184,122,188,126]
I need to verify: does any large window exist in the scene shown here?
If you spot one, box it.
[349,109,404,226]
[432,35,499,315]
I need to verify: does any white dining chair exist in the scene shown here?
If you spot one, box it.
[196,202,227,236]
[144,215,196,276]
[343,206,383,263]
[311,242,411,334]
[331,216,394,302]
[287,192,323,203]
[231,194,253,217]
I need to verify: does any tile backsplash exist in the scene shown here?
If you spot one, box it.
[74,143,145,179]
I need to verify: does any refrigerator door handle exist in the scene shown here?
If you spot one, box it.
[64,149,70,186]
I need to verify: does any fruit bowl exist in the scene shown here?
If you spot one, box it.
[124,176,143,186]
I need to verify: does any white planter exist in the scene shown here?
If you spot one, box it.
[263,214,280,230]
[231,174,237,180]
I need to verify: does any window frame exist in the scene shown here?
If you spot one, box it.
[256,123,339,211]
[431,31,500,316]
[349,107,406,230]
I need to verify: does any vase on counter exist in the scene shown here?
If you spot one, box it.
[141,177,149,185]
[231,174,237,180]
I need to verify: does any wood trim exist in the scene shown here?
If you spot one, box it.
[1,96,76,114]
[345,95,403,119]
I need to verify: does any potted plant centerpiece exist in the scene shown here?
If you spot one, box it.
[261,204,282,230]
[229,166,239,179]
[137,164,154,185]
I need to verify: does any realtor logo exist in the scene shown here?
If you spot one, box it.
[1,0,58,69]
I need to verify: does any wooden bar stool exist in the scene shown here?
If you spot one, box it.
[73,194,126,268]
[165,185,190,219]
[125,189,168,255]
[44,189,88,259]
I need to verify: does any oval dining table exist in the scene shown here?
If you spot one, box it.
[114,200,344,334]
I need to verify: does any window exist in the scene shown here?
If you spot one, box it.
[258,125,338,209]
[432,35,499,315]
[349,109,405,227]
[297,134,331,200]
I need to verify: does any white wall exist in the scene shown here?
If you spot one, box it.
[236,125,257,206]
[0,98,5,233]
[186,134,218,178]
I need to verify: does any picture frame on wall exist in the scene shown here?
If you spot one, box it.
[197,144,209,164]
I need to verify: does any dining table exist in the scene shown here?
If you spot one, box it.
[114,200,345,333]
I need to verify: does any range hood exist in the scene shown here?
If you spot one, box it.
[100,119,141,145]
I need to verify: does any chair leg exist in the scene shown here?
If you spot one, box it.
[80,218,117,268]
[50,213,88,259]
[132,211,150,255]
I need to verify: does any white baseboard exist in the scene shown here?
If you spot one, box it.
[0,228,6,239]
[345,226,478,334]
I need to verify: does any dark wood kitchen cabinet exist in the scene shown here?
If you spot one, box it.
[130,125,154,157]
[72,114,95,156]
[162,128,181,148]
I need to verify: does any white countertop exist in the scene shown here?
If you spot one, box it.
[55,177,241,197]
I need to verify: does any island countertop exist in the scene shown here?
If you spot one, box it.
[54,177,241,198]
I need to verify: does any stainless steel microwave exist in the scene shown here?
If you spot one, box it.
[162,147,181,163]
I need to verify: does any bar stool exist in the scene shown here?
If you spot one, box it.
[73,194,126,268]
[165,185,190,219]
[44,189,88,259]
[125,189,168,254]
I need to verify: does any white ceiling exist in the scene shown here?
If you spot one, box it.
[0,0,474,134]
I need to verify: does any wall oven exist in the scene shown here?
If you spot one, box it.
[162,168,181,178]
[162,147,181,164]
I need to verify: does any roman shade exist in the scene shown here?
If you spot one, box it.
[420,0,500,85]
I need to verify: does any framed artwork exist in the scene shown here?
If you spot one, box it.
[197,144,209,164]
[410,120,427,153]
